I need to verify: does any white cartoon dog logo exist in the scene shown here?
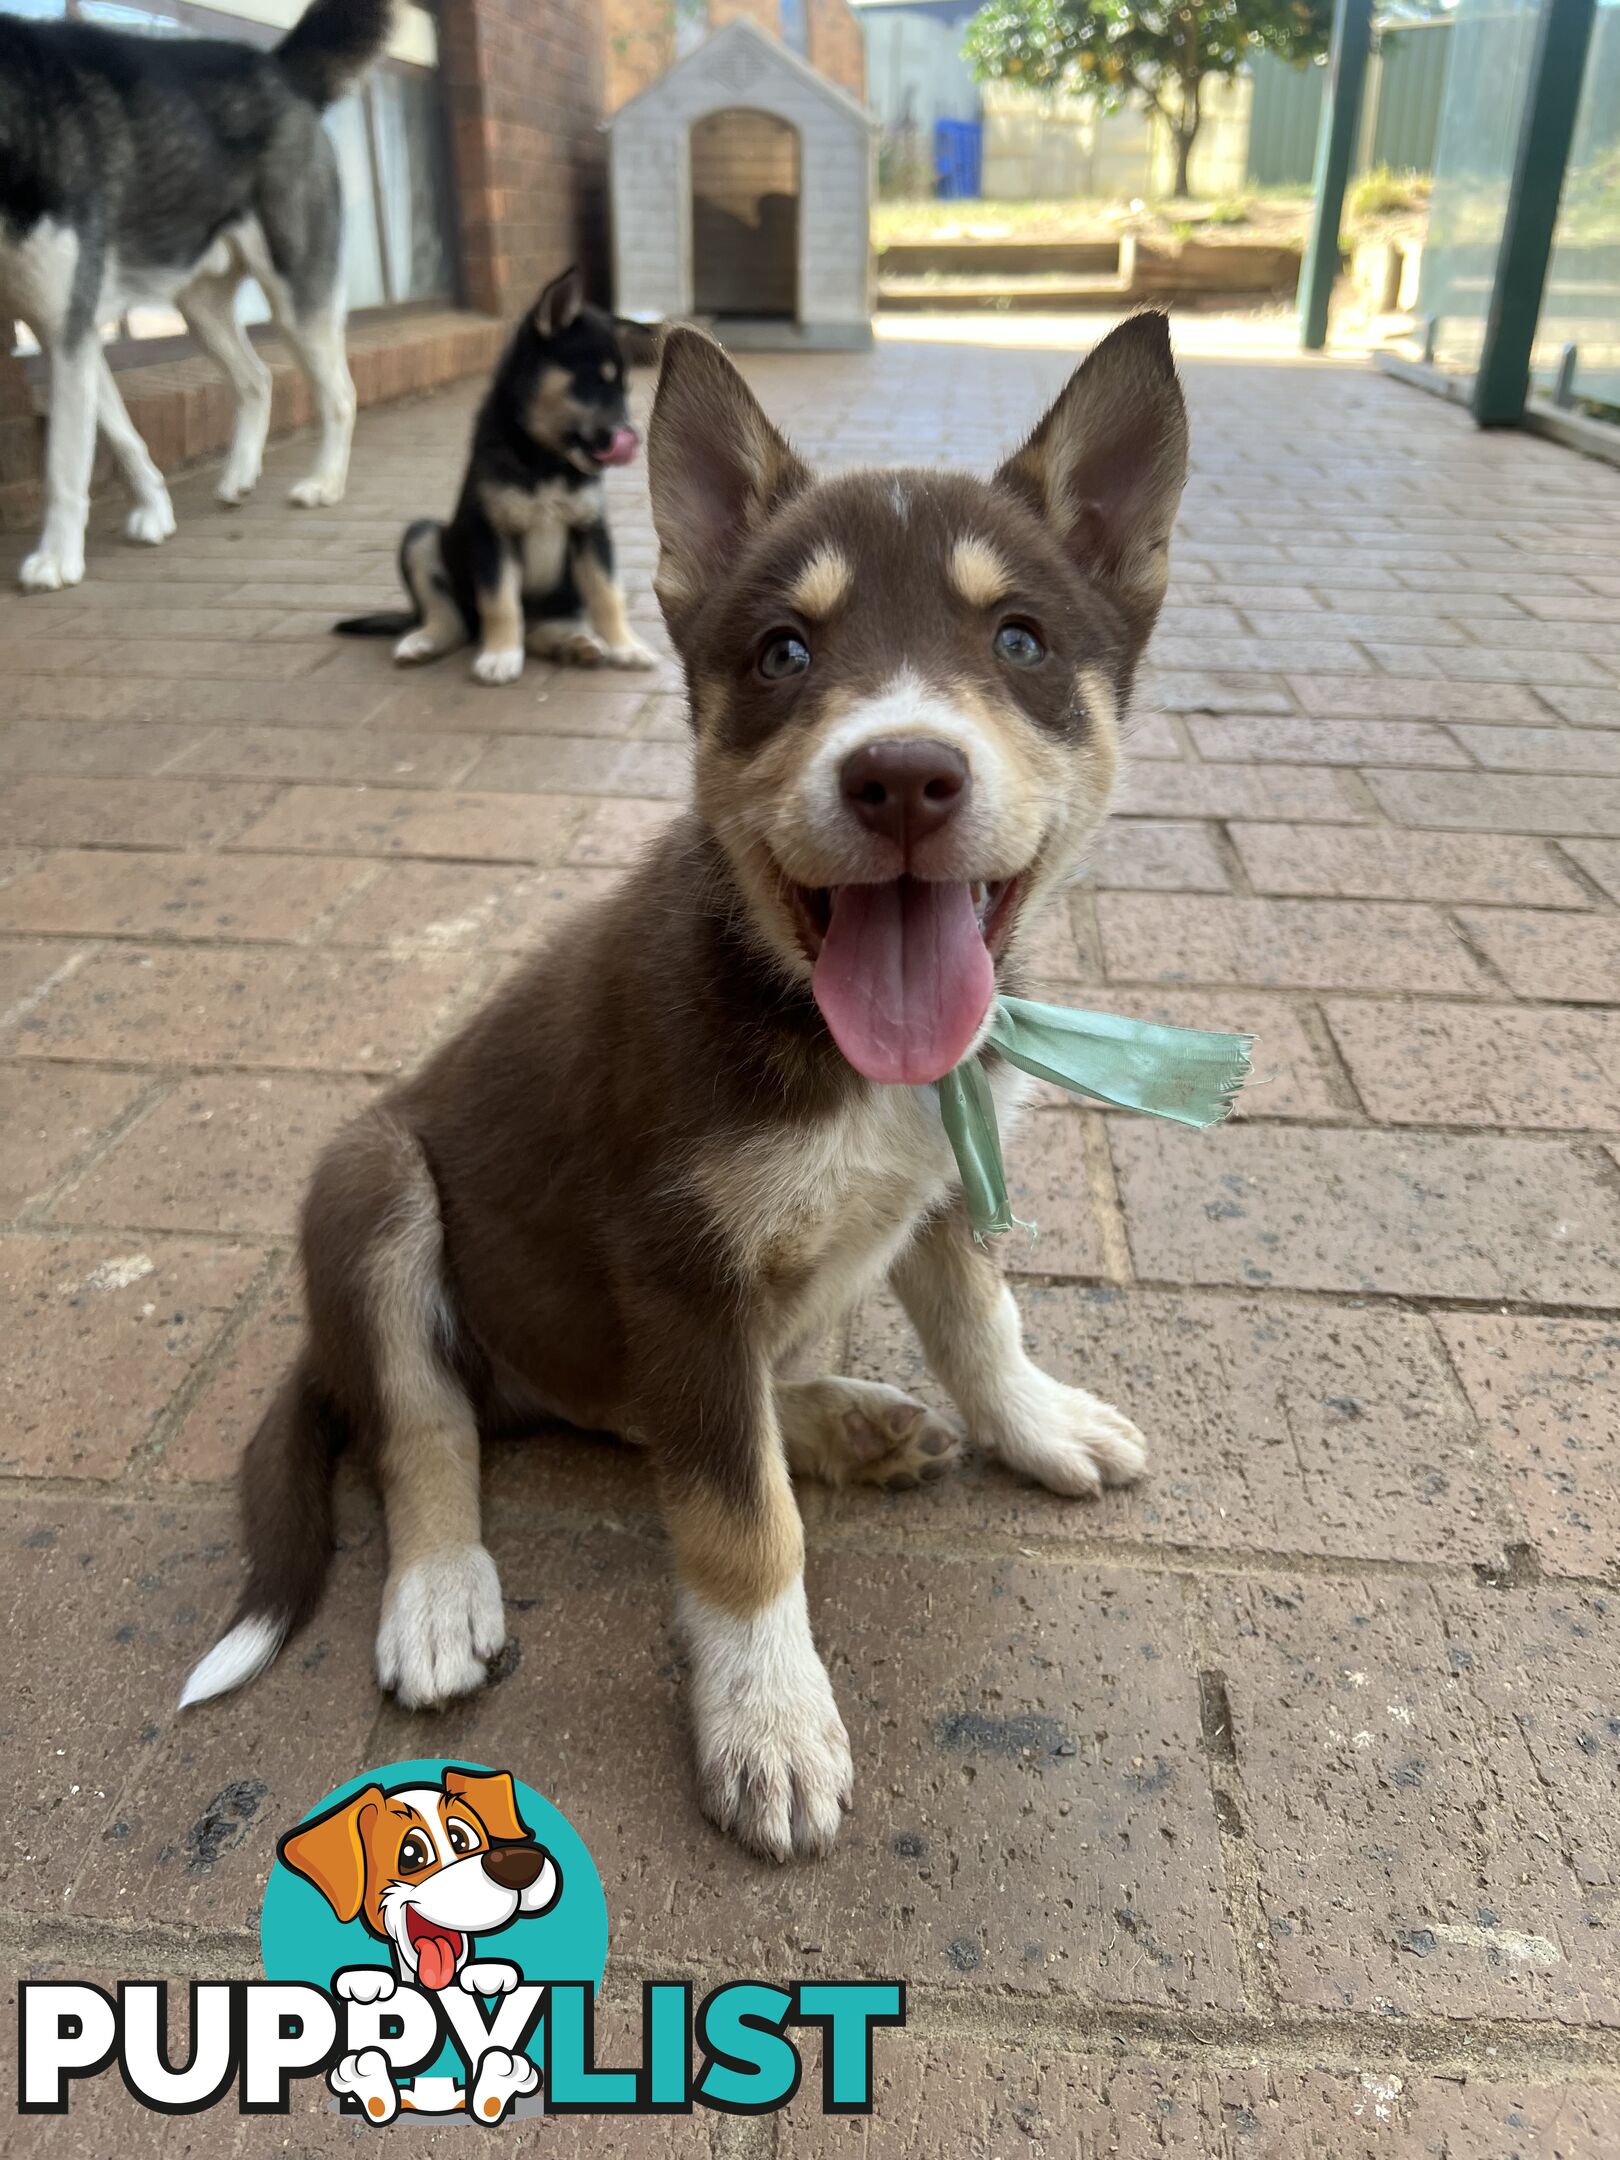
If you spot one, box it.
[278,1765,561,2122]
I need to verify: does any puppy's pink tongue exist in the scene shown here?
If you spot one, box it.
[415,1933,457,1991]
[598,427,639,466]
[813,878,994,1085]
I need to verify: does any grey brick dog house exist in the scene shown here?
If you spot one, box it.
[610,17,874,351]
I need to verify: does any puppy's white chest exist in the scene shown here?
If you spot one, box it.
[484,480,603,596]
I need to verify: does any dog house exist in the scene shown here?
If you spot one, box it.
[611,18,874,351]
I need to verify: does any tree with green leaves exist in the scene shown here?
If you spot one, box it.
[963,0,1333,199]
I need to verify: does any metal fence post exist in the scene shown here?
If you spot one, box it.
[1471,0,1597,426]
[1298,0,1375,351]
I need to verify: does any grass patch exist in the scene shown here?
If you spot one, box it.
[1347,166,1430,222]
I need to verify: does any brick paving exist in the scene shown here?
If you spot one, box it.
[3,325,1620,2152]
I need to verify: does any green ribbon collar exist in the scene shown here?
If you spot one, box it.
[938,996,1252,1239]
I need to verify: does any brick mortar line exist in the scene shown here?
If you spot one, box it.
[1291,997,1369,1119]
[1546,841,1620,910]
[992,1270,1620,1326]
[0,1474,1604,1596]
[296,858,387,948]
[1586,1142,1620,1211]
[11,1073,174,1232]
[134,1246,290,1481]
[1205,818,1252,897]
[0,943,94,1033]
[6,1916,1619,2085]
[1331,768,1388,824]
[1446,907,1519,997]
[1177,1578,1279,2019]
[1076,1114,1133,1285]
[797,1526,1602,1592]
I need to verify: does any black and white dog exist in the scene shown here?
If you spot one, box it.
[335,267,657,685]
[0,0,392,592]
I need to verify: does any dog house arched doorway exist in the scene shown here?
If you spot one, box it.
[689,107,800,324]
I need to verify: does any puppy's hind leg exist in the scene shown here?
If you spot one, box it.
[392,522,467,666]
[305,1110,505,1709]
[777,1376,961,1490]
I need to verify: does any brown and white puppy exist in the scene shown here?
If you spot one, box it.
[182,315,1190,1863]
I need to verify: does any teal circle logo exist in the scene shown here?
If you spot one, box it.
[260,1758,607,2119]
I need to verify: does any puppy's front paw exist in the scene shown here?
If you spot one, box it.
[377,1544,506,1709]
[684,1585,852,1862]
[472,647,524,686]
[330,2047,399,2123]
[460,1961,521,1996]
[19,545,84,593]
[470,2047,538,2124]
[603,639,657,670]
[126,496,176,544]
[336,1968,397,2005]
[986,1370,1147,1498]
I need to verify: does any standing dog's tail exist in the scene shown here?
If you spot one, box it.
[275,0,394,110]
[179,1355,349,1707]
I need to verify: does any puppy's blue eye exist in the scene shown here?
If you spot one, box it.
[994,621,1045,667]
[759,632,810,681]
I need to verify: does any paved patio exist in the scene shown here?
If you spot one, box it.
[3,319,1619,2154]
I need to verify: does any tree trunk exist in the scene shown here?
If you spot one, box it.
[1173,120,1197,198]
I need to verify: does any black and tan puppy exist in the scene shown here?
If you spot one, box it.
[335,266,655,685]
[186,316,1189,1863]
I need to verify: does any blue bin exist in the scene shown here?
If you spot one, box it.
[933,118,982,200]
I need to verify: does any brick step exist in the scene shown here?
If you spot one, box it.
[0,308,506,532]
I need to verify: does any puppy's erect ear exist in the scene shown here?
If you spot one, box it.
[994,311,1188,645]
[648,327,810,633]
[534,266,584,337]
[444,1767,531,1846]
[278,1786,382,1924]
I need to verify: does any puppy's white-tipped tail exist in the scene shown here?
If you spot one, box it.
[180,1613,288,1708]
[180,1352,345,1710]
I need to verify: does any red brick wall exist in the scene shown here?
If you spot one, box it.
[707,0,782,35]
[604,0,673,110]
[807,0,865,101]
[439,0,610,317]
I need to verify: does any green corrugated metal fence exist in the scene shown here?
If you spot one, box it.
[1247,53,1327,185]
[1247,18,1455,188]
[1372,21,1455,171]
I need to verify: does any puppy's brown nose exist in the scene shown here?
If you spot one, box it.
[841,738,969,848]
[481,1843,546,1890]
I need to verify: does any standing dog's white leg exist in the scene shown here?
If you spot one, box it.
[276,299,356,508]
[178,277,272,505]
[20,336,98,591]
[93,353,175,546]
